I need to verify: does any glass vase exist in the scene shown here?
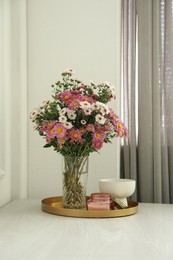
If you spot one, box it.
[62,156,88,209]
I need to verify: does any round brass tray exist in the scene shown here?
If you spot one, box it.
[42,196,138,218]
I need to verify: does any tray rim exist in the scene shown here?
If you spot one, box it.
[41,196,138,218]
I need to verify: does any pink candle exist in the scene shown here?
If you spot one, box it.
[87,200,111,210]
[91,193,111,202]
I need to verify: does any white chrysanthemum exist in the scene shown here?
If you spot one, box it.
[60,108,67,115]
[81,119,86,125]
[63,68,75,75]
[84,108,92,115]
[95,114,106,125]
[33,124,39,130]
[67,111,76,120]
[92,103,99,110]
[80,101,92,109]
[95,101,103,108]
[103,81,112,87]
[56,104,61,111]
[40,100,50,109]
[30,108,41,120]
[100,104,109,115]
[110,86,116,98]
[59,115,67,123]
[64,122,73,129]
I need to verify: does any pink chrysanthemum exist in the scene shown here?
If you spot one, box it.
[40,122,48,133]
[79,138,85,144]
[53,123,67,138]
[95,125,102,132]
[86,124,95,132]
[109,108,118,121]
[68,98,81,110]
[79,128,86,135]
[82,96,94,103]
[57,137,66,149]
[60,91,72,104]
[114,121,128,137]
[93,131,106,140]
[46,136,52,144]
[69,129,82,142]
[103,123,111,132]
[46,127,56,138]
[47,121,56,130]
[92,138,103,150]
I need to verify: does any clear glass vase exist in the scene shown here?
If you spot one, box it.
[62,156,88,209]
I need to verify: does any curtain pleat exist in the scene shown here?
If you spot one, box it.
[121,0,173,203]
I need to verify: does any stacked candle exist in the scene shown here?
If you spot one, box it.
[87,193,114,210]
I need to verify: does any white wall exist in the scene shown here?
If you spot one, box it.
[27,0,121,198]
[0,0,27,207]
[0,0,11,207]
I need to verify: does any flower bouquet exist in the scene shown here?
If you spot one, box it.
[30,69,127,209]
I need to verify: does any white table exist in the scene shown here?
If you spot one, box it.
[0,199,173,260]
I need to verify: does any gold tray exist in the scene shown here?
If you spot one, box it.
[42,196,138,218]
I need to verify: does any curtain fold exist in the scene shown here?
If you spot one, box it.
[121,0,173,203]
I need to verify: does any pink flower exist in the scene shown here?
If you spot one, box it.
[47,121,56,130]
[92,139,103,150]
[40,122,48,133]
[91,94,98,100]
[95,125,102,132]
[60,91,72,103]
[114,121,128,137]
[46,128,56,138]
[93,131,106,140]
[103,123,111,132]
[79,138,85,144]
[69,129,82,142]
[53,123,67,138]
[86,124,95,132]
[55,93,61,100]
[109,108,118,120]
[82,96,94,103]
[68,98,80,110]
[57,137,66,149]
[46,136,52,144]
[79,128,86,135]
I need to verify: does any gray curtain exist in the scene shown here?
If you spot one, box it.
[121,0,173,203]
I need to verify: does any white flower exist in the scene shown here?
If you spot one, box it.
[67,110,76,120]
[60,108,67,115]
[90,80,96,85]
[80,101,91,109]
[103,81,112,87]
[33,124,39,130]
[63,68,75,75]
[56,104,61,111]
[92,103,99,110]
[95,101,103,108]
[64,122,73,129]
[94,102,109,115]
[95,114,106,125]
[59,115,67,123]
[103,81,116,98]
[81,120,86,125]
[30,108,41,120]
[84,108,92,115]
[40,100,50,109]
[110,86,116,98]
[100,104,109,115]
